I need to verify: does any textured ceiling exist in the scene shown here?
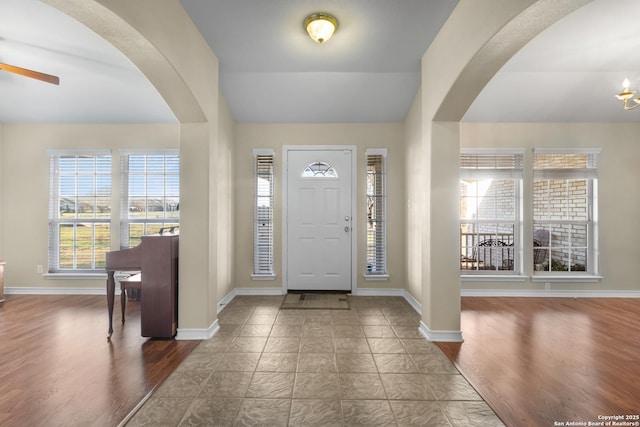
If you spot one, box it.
[0,0,638,124]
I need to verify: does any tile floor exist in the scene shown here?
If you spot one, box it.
[126,295,504,426]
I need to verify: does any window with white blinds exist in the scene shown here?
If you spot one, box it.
[532,149,599,274]
[48,150,111,272]
[460,150,523,274]
[120,151,180,249]
[366,149,387,276]
[254,150,274,276]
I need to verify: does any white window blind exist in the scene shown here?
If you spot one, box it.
[120,150,180,248]
[48,150,111,272]
[254,150,274,275]
[366,149,387,275]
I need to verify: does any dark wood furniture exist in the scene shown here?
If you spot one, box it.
[119,272,142,325]
[105,235,178,340]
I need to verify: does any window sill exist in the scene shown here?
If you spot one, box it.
[461,274,528,282]
[251,274,276,281]
[531,275,602,283]
[364,274,389,281]
[44,273,107,280]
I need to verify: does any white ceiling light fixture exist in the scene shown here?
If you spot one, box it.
[615,78,640,110]
[304,13,338,43]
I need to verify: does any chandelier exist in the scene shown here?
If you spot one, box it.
[615,78,640,110]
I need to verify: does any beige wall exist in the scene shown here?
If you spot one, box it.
[0,124,178,288]
[216,97,236,301]
[460,122,640,292]
[404,91,422,303]
[233,123,406,293]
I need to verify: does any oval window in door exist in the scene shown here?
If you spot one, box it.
[302,161,338,178]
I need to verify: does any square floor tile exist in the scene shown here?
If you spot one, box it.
[234,398,291,427]
[297,352,336,372]
[362,325,397,338]
[358,315,389,326]
[245,372,294,398]
[256,352,298,372]
[380,373,437,400]
[390,400,450,426]
[332,325,365,337]
[293,372,340,399]
[339,373,387,400]
[373,353,419,373]
[154,370,211,398]
[269,324,302,337]
[127,397,193,427]
[199,371,253,397]
[334,337,371,353]
[336,353,378,373]
[227,337,267,353]
[300,336,334,353]
[302,323,332,337]
[263,337,301,353]
[238,324,272,337]
[401,338,441,354]
[179,398,242,427]
[245,314,277,325]
[341,400,395,426]
[367,338,406,354]
[215,353,260,372]
[289,399,342,426]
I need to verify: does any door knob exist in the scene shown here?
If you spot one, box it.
[344,226,350,232]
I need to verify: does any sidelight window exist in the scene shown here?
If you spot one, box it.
[366,149,387,276]
[254,149,275,276]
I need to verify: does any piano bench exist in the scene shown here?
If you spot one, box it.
[120,273,141,325]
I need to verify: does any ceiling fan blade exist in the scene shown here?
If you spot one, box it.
[0,63,59,85]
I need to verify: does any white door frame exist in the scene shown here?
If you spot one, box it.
[282,145,357,294]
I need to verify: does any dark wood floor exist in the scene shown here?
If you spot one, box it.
[0,294,199,427]
[437,297,640,427]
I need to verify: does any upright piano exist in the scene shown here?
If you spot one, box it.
[105,234,178,340]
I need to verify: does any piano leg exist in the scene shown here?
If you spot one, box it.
[121,287,127,325]
[107,271,115,341]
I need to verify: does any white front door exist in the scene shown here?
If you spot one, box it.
[285,148,354,291]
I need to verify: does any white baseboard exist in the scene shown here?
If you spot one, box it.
[353,287,405,297]
[461,289,640,298]
[401,291,422,315]
[216,287,286,314]
[216,289,237,314]
[176,319,219,340]
[419,320,464,343]
[234,287,286,296]
[5,286,112,295]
